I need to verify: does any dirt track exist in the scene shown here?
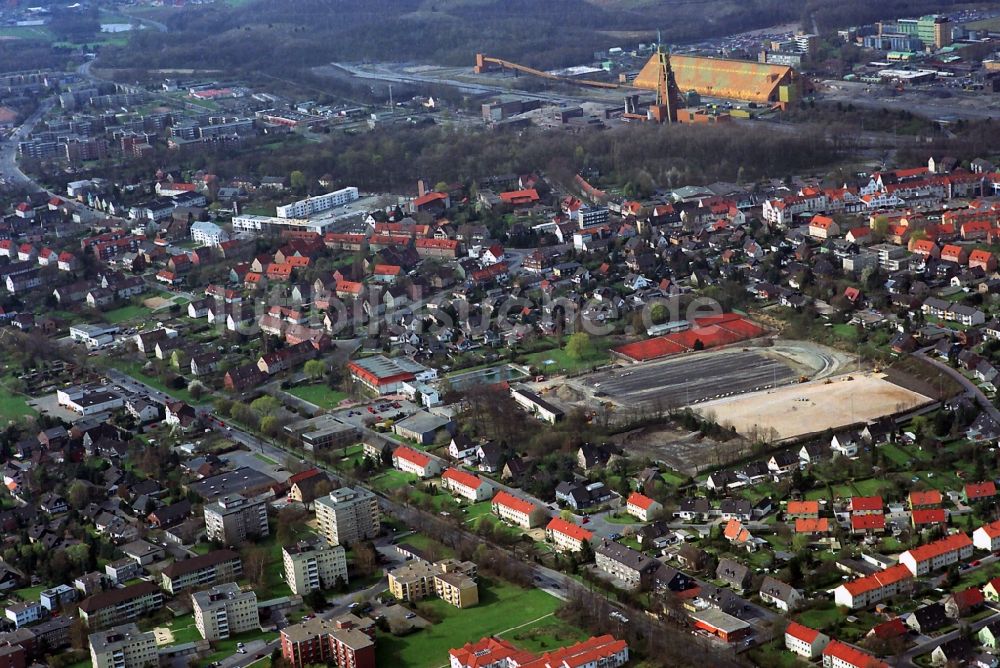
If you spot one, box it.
[694,372,933,442]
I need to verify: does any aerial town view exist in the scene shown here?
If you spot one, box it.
[11,1,1000,668]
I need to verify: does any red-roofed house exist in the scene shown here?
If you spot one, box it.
[545,517,593,552]
[940,244,969,264]
[983,576,1000,602]
[945,587,985,618]
[850,514,885,534]
[909,489,942,509]
[498,189,539,207]
[795,518,830,535]
[625,492,662,522]
[449,637,535,668]
[441,468,494,502]
[412,191,450,213]
[786,500,819,519]
[964,481,997,504]
[492,491,546,529]
[834,564,913,609]
[846,227,871,244]
[850,496,883,515]
[371,264,401,283]
[899,533,973,576]
[911,508,947,529]
[518,635,628,668]
[785,622,830,659]
[822,640,889,668]
[974,519,1000,552]
[392,446,441,478]
[909,238,939,259]
[867,618,907,641]
[808,215,840,239]
[969,249,997,272]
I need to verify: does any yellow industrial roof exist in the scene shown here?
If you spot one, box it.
[634,54,796,104]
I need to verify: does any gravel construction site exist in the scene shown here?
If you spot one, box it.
[695,373,934,442]
[553,340,854,412]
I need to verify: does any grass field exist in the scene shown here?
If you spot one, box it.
[103,304,152,324]
[369,469,418,493]
[288,384,348,409]
[831,323,860,342]
[375,578,566,667]
[796,601,845,630]
[967,17,1000,31]
[522,345,610,375]
[0,385,36,421]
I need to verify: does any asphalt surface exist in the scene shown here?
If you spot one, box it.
[581,349,797,408]
[916,350,1000,423]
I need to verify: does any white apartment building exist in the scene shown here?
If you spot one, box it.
[192,583,259,641]
[440,468,494,502]
[974,519,1000,552]
[315,487,380,546]
[282,537,349,595]
[190,221,230,246]
[392,446,442,478]
[899,533,973,576]
[89,623,158,668]
[276,187,359,218]
[491,491,546,529]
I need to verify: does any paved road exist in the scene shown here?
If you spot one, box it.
[0,99,54,191]
[899,605,1000,667]
[915,351,1000,423]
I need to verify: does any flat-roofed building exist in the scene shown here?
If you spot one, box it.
[282,537,348,595]
[192,583,259,641]
[280,614,375,668]
[160,549,242,595]
[89,623,157,668]
[204,494,269,547]
[315,487,380,546]
[386,558,478,608]
[283,415,359,451]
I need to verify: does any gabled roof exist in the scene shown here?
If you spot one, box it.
[785,621,820,644]
[902,532,972,563]
[441,467,486,490]
[393,446,431,468]
[492,490,538,516]
[626,492,657,511]
[850,496,883,512]
[546,517,593,542]
[965,481,996,499]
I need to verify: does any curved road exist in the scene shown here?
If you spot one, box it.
[915,350,1000,422]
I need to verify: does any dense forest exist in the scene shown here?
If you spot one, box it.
[38,120,845,198]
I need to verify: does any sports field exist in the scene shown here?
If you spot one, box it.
[696,373,932,441]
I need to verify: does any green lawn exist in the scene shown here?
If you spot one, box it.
[967,16,1000,31]
[880,443,914,467]
[254,453,279,466]
[831,323,860,342]
[103,304,153,324]
[502,616,588,654]
[796,602,845,630]
[141,613,201,645]
[287,384,348,409]
[375,578,567,667]
[521,342,610,375]
[12,584,47,602]
[397,533,456,558]
[603,512,641,525]
[0,386,36,421]
[370,469,419,493]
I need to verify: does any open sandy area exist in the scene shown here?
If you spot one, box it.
[695,373,933,441]
[152,627,173,645]
[143,296,172,309]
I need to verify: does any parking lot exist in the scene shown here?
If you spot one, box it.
[575,348,797,409]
